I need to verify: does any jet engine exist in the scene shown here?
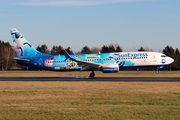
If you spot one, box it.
[102,64,119,73]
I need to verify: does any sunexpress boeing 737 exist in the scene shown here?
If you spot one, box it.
[10,28,174,78]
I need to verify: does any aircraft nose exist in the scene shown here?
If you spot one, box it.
[168,57,174,64]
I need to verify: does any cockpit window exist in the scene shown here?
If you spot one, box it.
[161,55,166,57]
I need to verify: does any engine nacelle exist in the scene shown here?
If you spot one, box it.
[102,64,119,73]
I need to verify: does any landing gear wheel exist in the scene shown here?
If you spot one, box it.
[89,72,95,78]
[156,69,159,74]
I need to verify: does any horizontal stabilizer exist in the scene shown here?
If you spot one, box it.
[11,57,30,62]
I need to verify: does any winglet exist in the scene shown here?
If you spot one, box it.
[69,48,72,51]
[61,46,65,50]
[69,48,75,55]
[61,46,71,60]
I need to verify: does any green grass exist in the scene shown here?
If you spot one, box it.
[0,81,180,120]
[0,71,180,77]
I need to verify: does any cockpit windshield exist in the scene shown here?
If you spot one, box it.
[161,55,166,57]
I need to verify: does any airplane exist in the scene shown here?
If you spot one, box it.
[10,28,174,78]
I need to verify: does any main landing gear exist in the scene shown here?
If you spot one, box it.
[89,71,95,78]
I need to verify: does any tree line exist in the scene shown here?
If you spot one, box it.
[0,40,16,70]
[0,40,180,70]
[36,44,123,55]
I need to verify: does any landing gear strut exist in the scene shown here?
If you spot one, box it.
[155,69,159,74]
[89,71,95,78]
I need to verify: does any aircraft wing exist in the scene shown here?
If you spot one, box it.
[61,46,102,70]
[70,57,101,68]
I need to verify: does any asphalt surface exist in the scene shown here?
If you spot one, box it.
[0,77,180,81]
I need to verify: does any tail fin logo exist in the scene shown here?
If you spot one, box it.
[10,28,52,59]
[11,31,32,56]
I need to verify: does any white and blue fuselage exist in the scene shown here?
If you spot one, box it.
[19,52,173,71]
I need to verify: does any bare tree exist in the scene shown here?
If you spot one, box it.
[0,47,4,71]
[75,51,81,54]
[91,47,101,53]
[0,46,15,70]
[145,47,153,51]
[3,46,12,70]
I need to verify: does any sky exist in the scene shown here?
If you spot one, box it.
[0,0,180,52]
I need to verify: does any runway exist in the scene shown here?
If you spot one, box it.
[0,77,180,81]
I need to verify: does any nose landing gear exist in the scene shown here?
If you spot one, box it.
[155,68,159,74]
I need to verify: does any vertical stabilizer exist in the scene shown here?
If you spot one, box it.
[10,28,51,59]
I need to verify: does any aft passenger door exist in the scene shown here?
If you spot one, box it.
[38,58,43,67]
[34,58,43,67]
